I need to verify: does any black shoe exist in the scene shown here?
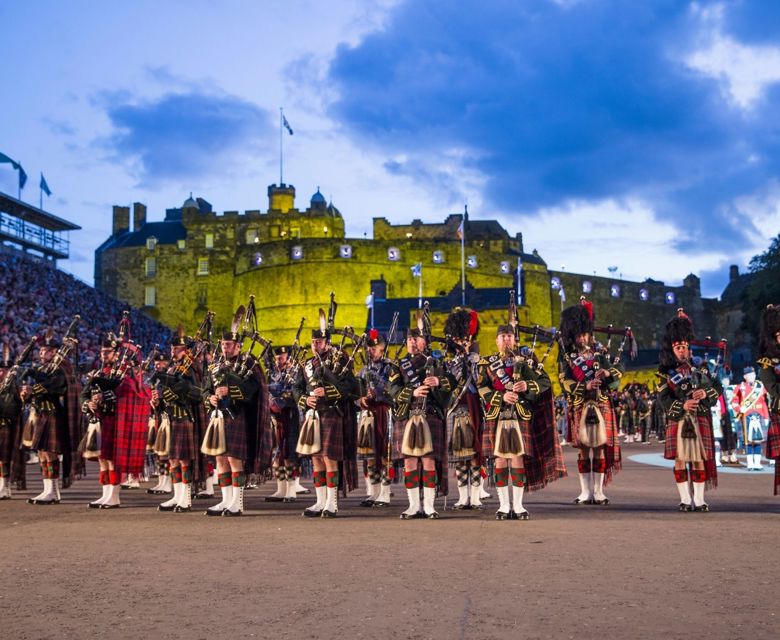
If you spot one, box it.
[359,498,375,507]
[508,510,518,520]
[194,492,215,500]
[302,508,322,517]
[372,501,390,508]
[453,503,472,510]
[205,508,225,517]
[28,498,58,505]
[400,511,424,519]
[495,510,510,520]
[158,504,176,512]
[425,511,440,519]
[593,498,610,505]
[693,504,710,512]
[516,510,530,520]
[147,488,169,495]
[282,497,296,503]
[678,503,692,512]
[88,502,103,509]
[265,496,284,502]
[100,503,120,509]
[222,509,242,517]
[321,509,337,518]
[173,506,191,513]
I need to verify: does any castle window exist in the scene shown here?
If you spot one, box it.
[144,286,156,307]
[550,277,561,290]
[205,233,214,249]
[291,246,304,260]
[270,225,280,238]
[246,229,258,245]
[197,284,208,307]
[665,292,676,305]
[639,288,650,301]
[610,284,621,298]
[499,261,510,274]
[145,257,157,278]
[433,251,445,264]
[387,247,400,261]
[146,236,157,251]
[467,255,478,268]
[339,245,352,259]
[582,280,593,294]
[197,257,209,275]
[253,252,263,266]
[177,239,186,250]
[291,227,301,239]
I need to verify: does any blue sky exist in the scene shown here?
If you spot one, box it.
[2,0,779,297]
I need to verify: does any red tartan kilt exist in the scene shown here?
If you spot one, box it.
[0,418,17,462]
[224,414,248,460]
[169,418,196,461]
[31,411,61,454]
[765,413,780,460]
[481,417,532,459]
[99,415,116,460]
[664,414,715,461]
[393,412,445,461]
[319,408,344,461]
[568,400,618,449]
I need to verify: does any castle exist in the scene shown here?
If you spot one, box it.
[94,182,739,384]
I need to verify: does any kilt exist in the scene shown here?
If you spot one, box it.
[358,400,390,466]
[393,410,445,462]
[272,409,299,465]
[568,400,617,449]
[169,417,197,461]
[482,415,532,460]
[28,410,61,454]
[99,414,116,461]
[0,417,17,463]
[224,413,248,461]
[447,393,481,462]
[765,413,780,495]
[664,412,717,488]
[319,408,345,461]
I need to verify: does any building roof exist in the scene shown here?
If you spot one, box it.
[0,191,81,231]
[720,272,756,306]
[99,221,186,251]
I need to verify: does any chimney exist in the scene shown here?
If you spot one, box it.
[112,205,130,236]
[729,265,739,282]
[133,202,147,231]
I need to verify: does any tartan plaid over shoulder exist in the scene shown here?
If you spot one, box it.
[525,388,567,491]
[111,371,152,476]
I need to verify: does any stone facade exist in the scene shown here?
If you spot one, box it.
[95,181,728,383]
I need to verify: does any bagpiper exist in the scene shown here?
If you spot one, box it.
[294,300,360,518]
[202,303,270,517]
[151,332,201,513]
[21,322,81,506]
[82,327,150,509]
[757,304,780,494]
[0,344,26,499]
[657,309,719,512]
[388,307,454,519]
[356,328,395,508]
[442,308,484,510]
[558,298,623,505]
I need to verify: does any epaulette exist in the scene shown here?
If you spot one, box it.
[757,357,773,369]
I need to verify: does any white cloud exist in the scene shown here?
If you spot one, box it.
[686,4,780,109]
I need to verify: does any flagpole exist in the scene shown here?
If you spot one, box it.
[418,270,423,309]
[370,291,375,328]
[461,206,466,307]
[517,257,523,306]
[279,107,284,184]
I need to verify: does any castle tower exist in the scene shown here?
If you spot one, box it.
[268,183,296,213]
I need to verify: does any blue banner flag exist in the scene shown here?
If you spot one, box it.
[411,262,422,277]
[0,152,16,165]
[40,173,52,196]
[18,165,27,190]
[282,115,294,135]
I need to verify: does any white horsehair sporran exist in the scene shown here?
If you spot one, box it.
[357,410,375,457]
[201,409,227,456]
[401,408,433,457]
[578,400,607,448]
[296,408,322,455]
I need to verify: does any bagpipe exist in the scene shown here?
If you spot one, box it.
[0,335,38,395]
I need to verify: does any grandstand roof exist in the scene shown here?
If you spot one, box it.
[0,191,81,231]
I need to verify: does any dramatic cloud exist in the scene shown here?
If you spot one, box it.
[326,0,780,290]
[99,91,274,185]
